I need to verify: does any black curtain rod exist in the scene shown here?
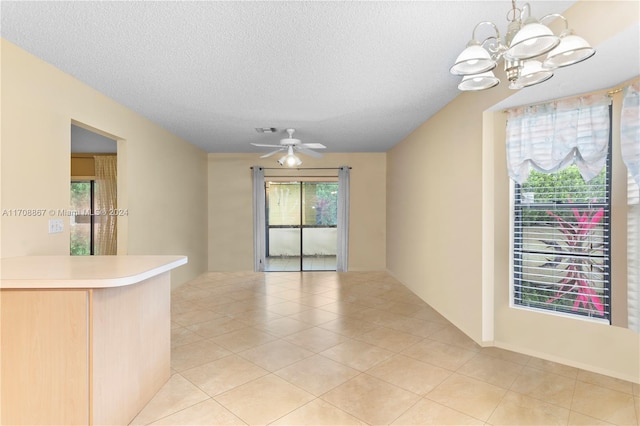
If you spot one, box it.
[250,167,351,170]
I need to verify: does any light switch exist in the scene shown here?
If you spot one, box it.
[48,219,64,234]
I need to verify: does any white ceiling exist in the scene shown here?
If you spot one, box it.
[2,1,636,154]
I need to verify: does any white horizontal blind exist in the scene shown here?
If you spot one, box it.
[513,155,611,321]
[628,171,640,332]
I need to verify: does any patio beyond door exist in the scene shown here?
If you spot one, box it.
[265,180,338,271]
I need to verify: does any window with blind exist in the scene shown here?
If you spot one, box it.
[508,95,613,322]
[513,153,611,321]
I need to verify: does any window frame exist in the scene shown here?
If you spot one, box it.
[510,106,613,324]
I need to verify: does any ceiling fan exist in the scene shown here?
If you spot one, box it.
[251,128,326,166]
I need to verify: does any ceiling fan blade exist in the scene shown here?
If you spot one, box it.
[251,143,282,148]
[260,148,284,158]
[300,143,326,149]
[296,146,324,158]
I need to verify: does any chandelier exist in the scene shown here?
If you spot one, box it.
[449,1,595,91]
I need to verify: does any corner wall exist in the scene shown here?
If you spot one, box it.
[208,153,386,272]
[1,39,208,286]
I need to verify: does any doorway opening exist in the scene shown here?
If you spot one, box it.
[70,124,118,255]
[265,180,338,271]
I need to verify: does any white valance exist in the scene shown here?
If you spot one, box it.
[506,94,611,184]
[621,81,640,186]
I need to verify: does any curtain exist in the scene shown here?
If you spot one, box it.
[336,166,350,272]
[621,81,640,186]
[622,82,640,333]
[94,155,117,255]
[506,94,611,184]
[252,166,266,272]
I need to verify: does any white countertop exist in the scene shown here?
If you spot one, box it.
[0,255,188,289]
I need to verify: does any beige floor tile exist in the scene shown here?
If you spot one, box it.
[283,326,349,353]
[317,301,368,316]
[214,300,267,316]
[192,293,239,309]
[269,288,305,301]
[318,317,380,338]
[321,374,421,425]
[487,391,570,425]
[384,301,427,317]
[254,316,313,337]
[186,316,249,339]
[181,354,269,397]
[149,399,246,425]
[478,346,531,365]
[425,373,506,421]
[320,339,394,371]
[428,325,482,351]
[171,325,206,348]
[270,399,366,425]
[456,352,524,389]
[286,308,340,326]
[266,301,311,316]
[298,293,337,308]
[349,307,405,324]
[275,354,360,396]
[386,316,448,338]
[214,374,315,425]
[162,271,639,426]
[171,339,233,372]
[172,308,223,327]
[409,305,451,324]
[209,327,278,352]
[230,308,283,326]
[391,398,484,425]
[577,370,636,394]
[571,381,639,425]
[568,411,613,425]
[238,339,314,371]
[356,326,424,352]
[510,366,576,408]
[401,339,477,371]
[526,357,580,379]
[130,374,210,425]
[366,354,452,396]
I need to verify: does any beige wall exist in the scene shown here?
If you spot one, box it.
[1,39,208,286]
[387,1,640,382]
[208,153,386,271]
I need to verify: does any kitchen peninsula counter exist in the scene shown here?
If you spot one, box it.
[1,255,187,425]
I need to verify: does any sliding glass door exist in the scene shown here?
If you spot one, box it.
[265,180,338,271]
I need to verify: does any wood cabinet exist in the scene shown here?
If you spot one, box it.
[0,256,186,425]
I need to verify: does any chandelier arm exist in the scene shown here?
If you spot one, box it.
[480,36,504,59]
[540,13,569,34]
[520,3,532,21]
[471,21,501,44]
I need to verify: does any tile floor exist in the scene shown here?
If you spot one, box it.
[131,271,640,425]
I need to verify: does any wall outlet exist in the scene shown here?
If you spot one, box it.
[48,219,64,234]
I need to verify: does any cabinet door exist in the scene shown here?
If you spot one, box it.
[1,290,89,425]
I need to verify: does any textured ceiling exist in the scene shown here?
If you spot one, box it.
[3,1,634,154]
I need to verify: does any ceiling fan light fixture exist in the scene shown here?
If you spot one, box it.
[278,146,302,167]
